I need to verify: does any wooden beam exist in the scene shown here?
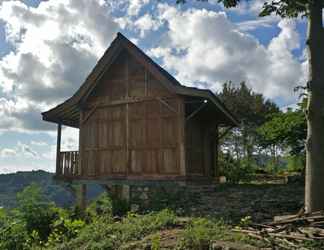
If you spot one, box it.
[81,104,99,125]
[185,101,207,122]
[218,126,234,140]
[56,124,62,176]
[156,97,178,113]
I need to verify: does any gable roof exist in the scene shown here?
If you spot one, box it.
[42,32,239,128]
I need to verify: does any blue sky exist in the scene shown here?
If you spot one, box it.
[0,0,308,173]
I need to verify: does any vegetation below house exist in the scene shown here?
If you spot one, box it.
[2,178,322,250]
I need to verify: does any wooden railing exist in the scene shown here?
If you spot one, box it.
[57,151,79,178]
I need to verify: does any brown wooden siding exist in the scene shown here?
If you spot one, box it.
[79,50,184,178]
[185,116,218,178]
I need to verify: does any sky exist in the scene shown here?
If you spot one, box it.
[0,0,309,173]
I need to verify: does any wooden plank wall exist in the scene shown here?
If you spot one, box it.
[79,50,184,178]
[185,118,217,179]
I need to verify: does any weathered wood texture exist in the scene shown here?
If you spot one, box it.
[78,51,184,179]
[59,151,79,177]
[185,117,218,178]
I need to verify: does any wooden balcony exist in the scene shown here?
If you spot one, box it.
[56,151,80,178]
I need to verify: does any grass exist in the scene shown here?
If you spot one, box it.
[2,180,319,250]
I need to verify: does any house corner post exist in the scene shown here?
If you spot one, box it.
[214,126,219,178]
[56,123,62,176]
[78,184,87,212]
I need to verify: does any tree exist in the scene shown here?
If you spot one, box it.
[219,82,279,161]
[258,106,307,157]
[212,0,324,213]
[16,183,57,241]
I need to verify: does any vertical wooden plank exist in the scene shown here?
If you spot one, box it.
[79,111,83,176]
[60,152,64,176]
[178,99,186,176]
[56,124,62,176]
[126,53,130,176]
[65,152,69,176]
[73,151,76,176]
[145,68,148,96]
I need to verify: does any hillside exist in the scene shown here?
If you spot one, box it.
[1,178,321,250]
[0,170,103,208]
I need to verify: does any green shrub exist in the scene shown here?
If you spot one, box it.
[47,208,85,246]
[111,197,130,217]
[286,155,305,172]
[220,154,256,183]
[0,219,31,250]
[151,233,161,250]
[177,218,226,249]
[86,193,113,219]
[16,183,58,242]
[59,209,176,250]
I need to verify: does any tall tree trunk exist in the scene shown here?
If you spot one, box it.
[305,0,324,213]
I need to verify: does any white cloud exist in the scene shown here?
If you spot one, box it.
[237,17,277,31]
[61,127,79,151]
[127,0,150,16]
[134,13,161,37]
[0,0,119,132]
[31,140,48,146]
[0,141,39,159]
[0,148,17,158]
[150,5,305,104]
[17,141,39,158]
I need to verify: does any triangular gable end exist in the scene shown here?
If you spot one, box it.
[79,33,180,105]
[87,49,177,105]
[42,32,239,128]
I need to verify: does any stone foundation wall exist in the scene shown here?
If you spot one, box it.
[128,184,218,213]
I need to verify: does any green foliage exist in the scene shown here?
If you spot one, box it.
[219,153,256,183]
[60,209,176,250]
[111,197,130,217]
[86,193,113,218]
[218,82,280,177]
[16,183,58,242]
[220,82,279,127]
[286,155,305,172]
[258,107,306,156]
[151,233,161,250]
[216,0,313,18]
[177,218,241,249]
[46,208,85,246]
[0,219,31,250]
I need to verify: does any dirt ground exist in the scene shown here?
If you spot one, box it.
[154,176,305,224]
[126,177,305,249]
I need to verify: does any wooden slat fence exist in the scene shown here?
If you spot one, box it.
[58,151,79,177]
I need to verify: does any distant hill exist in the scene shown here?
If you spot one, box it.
[0,170,104,208]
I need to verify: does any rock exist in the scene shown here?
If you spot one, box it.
[219,176,227,184]
[131,204,140,212]
[139,192,149,200]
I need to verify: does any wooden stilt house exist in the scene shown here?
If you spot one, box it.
[42,33,238,185]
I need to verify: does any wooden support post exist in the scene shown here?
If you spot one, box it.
[214,127,219,178]
[56,124,62,176]
[78,184,87,211]
[203,126,210,177]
